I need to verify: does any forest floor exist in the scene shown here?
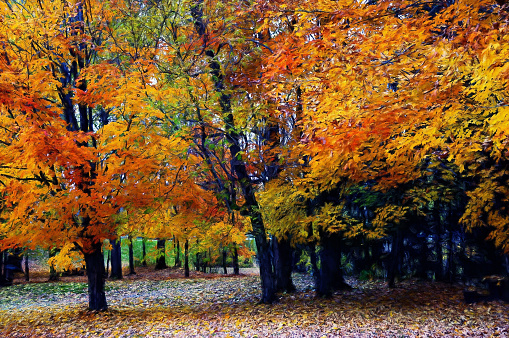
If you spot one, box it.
[0,267,508,337]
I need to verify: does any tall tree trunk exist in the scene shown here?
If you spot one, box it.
[84,242,107,311]
[222,247,228,274]
[110,239,122,279]
[141,238,147,267]
[201,249,207,273]
[174,238,181,267]
[318,234,348,297]
[195,239,201,272]
[0,250,4,284]
[155,239,167,270]
[388,230,402,288]
[184,239,189,277]
[233,245,239,275]
[251,215,276,303]
[128,235,135,275]
[191,0,275,303]
[309,243,320,290]
[272,236,296,293]
[49,248,59,281]
[444,229,453,283]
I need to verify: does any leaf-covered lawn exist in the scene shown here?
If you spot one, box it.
[0,271,508,337]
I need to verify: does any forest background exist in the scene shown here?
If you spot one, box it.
[0,0,508,318]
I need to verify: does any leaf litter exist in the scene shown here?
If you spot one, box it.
[0,269,508,337]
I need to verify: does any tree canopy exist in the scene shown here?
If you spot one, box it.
[1,0,508,309]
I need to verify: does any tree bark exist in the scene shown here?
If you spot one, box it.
[233,245,239,275]
[174,238,181,267]
[49,248,59,281]
[84,243,107,311]
[318,234,349,297]
[184,239,189,277]
[222,247,228,274]
[0,250,4,284]
[190,0,276,303]
[155,239,167,270]
[272,236,295,293]
[109,239,122,279]
[388,230,403,288]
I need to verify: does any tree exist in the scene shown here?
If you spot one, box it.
[0,0,179,310]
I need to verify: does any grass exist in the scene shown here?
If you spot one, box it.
[119,238,159,267]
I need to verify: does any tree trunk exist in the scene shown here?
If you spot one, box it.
[444,229,453,283]
[142,238,147,267]
[252,213,276,303]
[195,240,201,272]
[0,250,4,284]
[388,230,402,288]
[309,243,320,290]
[110,239,122,279]
[174,238,181,268]
[184,239,189,277]
[128,235,135,275]
[272,236,295,293]
[191,0,275,303]
[222,247,228,274]
[155,239,167,270]
[84,243,107,311]
[49,248,59,281]
[318,234,349,297]
[233,245,239,275]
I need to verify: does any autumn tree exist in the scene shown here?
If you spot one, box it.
[256,0,509,288]
[0,0,180,310]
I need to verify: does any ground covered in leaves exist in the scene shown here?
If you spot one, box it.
[0,268,508,337]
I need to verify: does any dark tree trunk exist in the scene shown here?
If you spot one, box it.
[191,0,275,303]
[444,230,453,283]
[4,252,12,284]
[49,248,59,281]
[272,236,295,293]
[222,247,228,274]
[251,214,276,303]
[201,251,205,273]
[128,235,135,275]
[184,239,189,277]
[142,238,147,267]
[84,243,107,311]
[208,248,212,273]
[24,252,29,282]
[318,234,349,297]
[174,238,181,267]
[195,241,201,272]
[110,239,122,279]
[0,250,3,282]
[233,245,239,275]
[155,239,167,270]
[388,230,403,288]
[434,207,445,281]
[309,244,320,289]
